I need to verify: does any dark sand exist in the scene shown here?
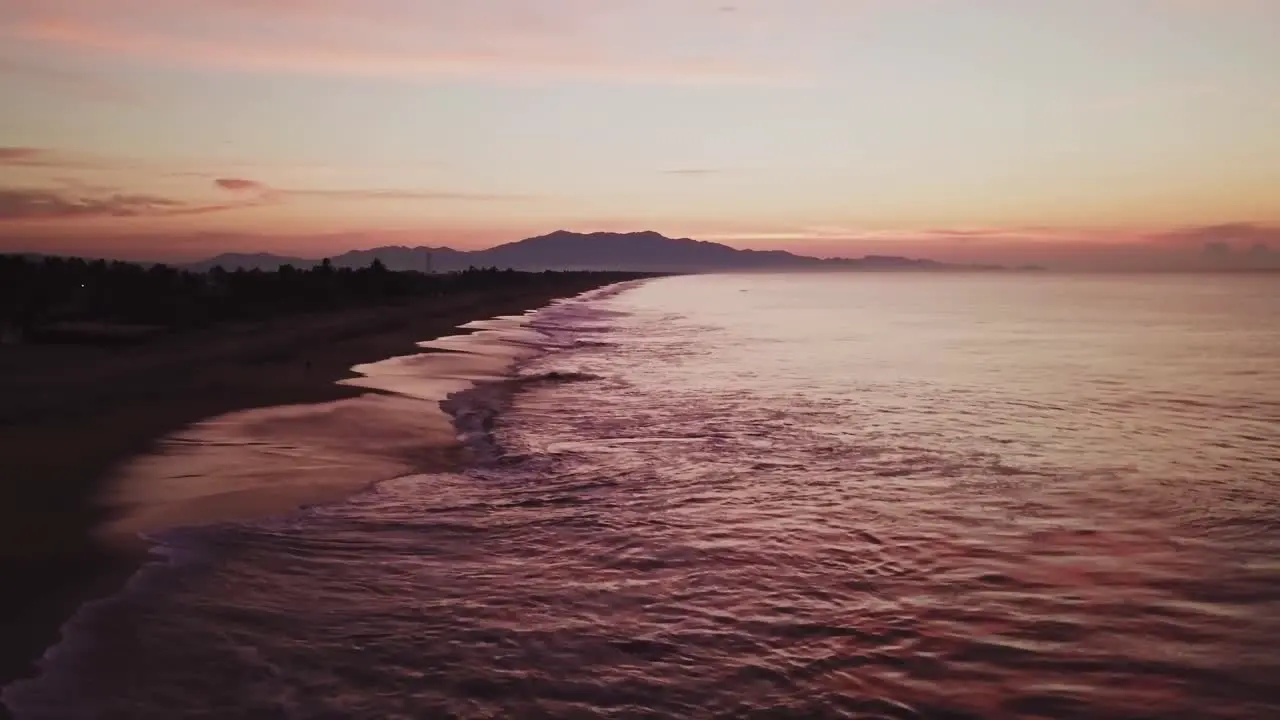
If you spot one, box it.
[0,278,627,708]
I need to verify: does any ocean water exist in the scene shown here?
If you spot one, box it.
[6,273,1280,719]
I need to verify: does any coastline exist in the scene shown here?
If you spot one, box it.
[0,276,638,713]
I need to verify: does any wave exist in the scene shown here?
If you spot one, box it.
[429,282,643,468]
[1,280,642,720]
[443,369,606,465]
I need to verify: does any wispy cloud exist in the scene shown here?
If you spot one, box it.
[0,187,246,221]
[213,177,533,203]
[290,189,533,201]
[1146,222,1280,248]
[697,225,1109,244]
[0,170,535,223]
[0,148,50,166]
[689,221,1280,269]
[0,146,106,169]
[662,168,727,177]
[4,2,793,86]
[3,148,351,180]
[214,177,268,193]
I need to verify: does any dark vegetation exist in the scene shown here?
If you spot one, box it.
[0,254,644,342]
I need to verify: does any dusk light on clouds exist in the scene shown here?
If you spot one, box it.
[1,0,1278,268]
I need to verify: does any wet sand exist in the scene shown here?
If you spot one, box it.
[0,278,631,707]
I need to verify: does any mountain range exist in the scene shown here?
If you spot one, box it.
[188,230,999,273]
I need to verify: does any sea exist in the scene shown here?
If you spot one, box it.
[5,272,1279,719]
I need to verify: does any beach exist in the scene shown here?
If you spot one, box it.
[0,275,636,705]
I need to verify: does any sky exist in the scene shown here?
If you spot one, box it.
[1,0,1278,269]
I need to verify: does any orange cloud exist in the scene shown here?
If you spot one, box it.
[0,169,535,228]
[0,146,106,169]
[697,226,1120,245]
[0,148,48,165]
[212,177,532,203]
[0,187,246,221]
[1146,222,1280,249]
[287,188,534,202]
[215,178,268,192]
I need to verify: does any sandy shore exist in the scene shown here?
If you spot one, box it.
[0,277,630,708]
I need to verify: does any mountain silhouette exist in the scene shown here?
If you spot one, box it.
[189,230,968,273]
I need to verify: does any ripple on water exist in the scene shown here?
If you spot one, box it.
[6,273,1280,720]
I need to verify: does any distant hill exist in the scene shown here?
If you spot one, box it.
[189,251,314,272]
[187,230,979,273]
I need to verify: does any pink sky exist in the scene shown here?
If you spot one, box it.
[2,0,1278,268]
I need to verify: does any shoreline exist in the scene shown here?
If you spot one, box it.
[0,276,639,714]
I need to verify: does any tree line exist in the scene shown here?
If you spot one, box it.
[0,254,641,339]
